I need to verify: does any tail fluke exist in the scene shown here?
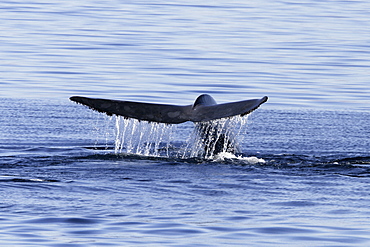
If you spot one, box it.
[70,96,192,124]
[70,95,268,124]
[189,96,268,122]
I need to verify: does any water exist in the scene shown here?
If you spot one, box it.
[1,0,370,246]
[112,115,249,159]
[1,0,370,109]
[1,98,369,246]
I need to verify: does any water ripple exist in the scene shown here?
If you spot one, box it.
[1,1,370,245]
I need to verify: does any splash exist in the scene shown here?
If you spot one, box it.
[180,115,249,159]
[113,115,251,159]
[114,117,174,157]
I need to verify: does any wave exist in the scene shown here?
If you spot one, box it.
[2,142,370,179]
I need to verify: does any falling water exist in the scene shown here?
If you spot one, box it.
[114,116,175,157]
[113,115,249,158]
[180,115,249,159]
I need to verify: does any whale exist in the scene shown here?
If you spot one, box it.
[70,94,268,155]
[70,94,268,124]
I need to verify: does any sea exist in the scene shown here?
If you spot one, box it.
[1,0,369,246]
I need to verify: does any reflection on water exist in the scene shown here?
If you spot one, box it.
[1,150,370,246]
[1,1,369,110]
[0,97,369,246]
[1,0,370,246]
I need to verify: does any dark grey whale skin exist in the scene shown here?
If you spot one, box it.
[70,94,268,155]
[69,94,268,124]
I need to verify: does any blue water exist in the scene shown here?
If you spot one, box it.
[1,0,370,246]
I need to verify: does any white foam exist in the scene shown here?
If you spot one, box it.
[212,152,266,164]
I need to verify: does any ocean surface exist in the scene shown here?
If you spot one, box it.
[1,0,370,246]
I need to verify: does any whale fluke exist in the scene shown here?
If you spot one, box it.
[70,94,268,124]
